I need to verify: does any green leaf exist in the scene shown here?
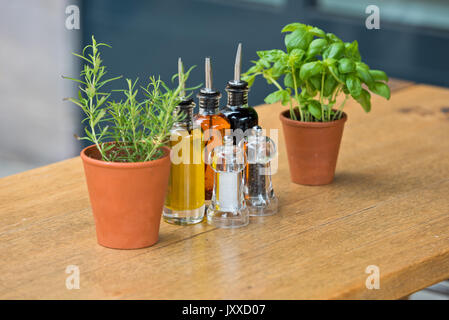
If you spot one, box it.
[369,70,389,82]
[323,75,337,97]
[245,74,256,87]
[71,52,92,64]
[62,76,87,85]
[308,27,326,37]
[338,58,356,74]
[324,58,337,66]
[355,62,374,85]
[368,81,391,99]
[284,73,294,88]
[77,90,86,103]
[280,89,291,105]
[96,94,109,108]
[308,100,322,119]
[305,80,317,96]
[346,75,362,98]
[355,89,371,112]
[257,49,285,63]
[272,54,289,77]
[323,42,344,59]
[326,33,342,43]
[244,64,261,75]
[285,28,313,52]
[299,61,323,80]
[84,126,94,141]
[306,38,328,58]
[281,22,305,33]
[345,40,361,62]
[257,58,271,69]
[309,75,322,91]
[264,90,283,104]
[263,69,277,83]
[328,65,345,84]
[98,75,123,89]
[288,48,305,67]
[264,89,291,106]
[68,97,86,109]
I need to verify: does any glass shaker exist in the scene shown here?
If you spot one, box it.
[206,135,249,228]
[240,125,278,216]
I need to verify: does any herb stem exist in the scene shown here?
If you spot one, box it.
[291,67,304,121]
[265,74,283,91]
[320,71,325,121]
[333,94,348,121]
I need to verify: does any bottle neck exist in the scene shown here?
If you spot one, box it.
[174,100,195,130]
[227,98,248,109]
[178,110,194,125]
[199,107,219,116]
[226,80,249,108]
[197,88,221,115]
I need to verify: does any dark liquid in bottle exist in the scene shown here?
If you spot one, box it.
[222,106,258,132]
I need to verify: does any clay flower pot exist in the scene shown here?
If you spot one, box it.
[80,145,171,249]
[279,110,347,185]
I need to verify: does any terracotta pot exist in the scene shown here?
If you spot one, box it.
[279,110,347,185]
[80,145,171,249]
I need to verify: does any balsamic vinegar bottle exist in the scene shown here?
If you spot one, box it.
[163,58,205,225]
[222,43,258,134]
[194,57,231,201]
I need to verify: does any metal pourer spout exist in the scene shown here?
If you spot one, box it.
[226,43,249,107]
[197,57,221,112]
[234,43,242,83]
[178,57,186,99]
[205,57,213,92]
[175,57,194,127]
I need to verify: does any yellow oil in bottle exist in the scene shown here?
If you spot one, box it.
[164,126,205,224]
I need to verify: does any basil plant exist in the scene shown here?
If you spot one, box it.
[242,22,391,122]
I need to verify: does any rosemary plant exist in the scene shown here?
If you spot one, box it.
[242,22,391,122]
[64,36,195,162]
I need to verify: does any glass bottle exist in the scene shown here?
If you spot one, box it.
[207,135,249,228]
[163,58,205,225]
[194,57,231,201]
[222,43,258,138]
[240,126,278,216]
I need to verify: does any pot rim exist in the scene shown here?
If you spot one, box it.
[80,144,171,169]
[279,109,347,128]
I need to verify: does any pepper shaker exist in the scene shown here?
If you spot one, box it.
[240,126,278,216]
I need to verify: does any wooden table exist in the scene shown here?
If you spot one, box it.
[1,80,449,300]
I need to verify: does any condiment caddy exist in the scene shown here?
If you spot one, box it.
[165,44,277,229]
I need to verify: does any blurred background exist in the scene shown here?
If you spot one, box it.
[1,0,449,177]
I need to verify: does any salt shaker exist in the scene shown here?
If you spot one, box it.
[206,135,249,228]
[241,126,278,216]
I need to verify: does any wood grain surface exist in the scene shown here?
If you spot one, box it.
[1,80,449,300]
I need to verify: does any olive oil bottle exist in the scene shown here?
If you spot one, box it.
[163,59,205,225]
